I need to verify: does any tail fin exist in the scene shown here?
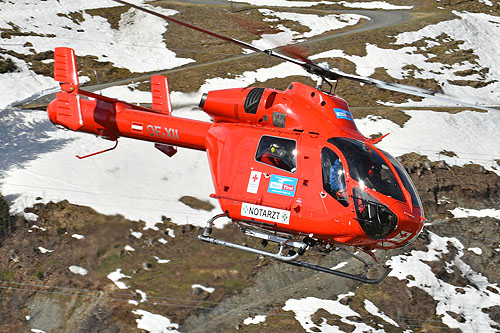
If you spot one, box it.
[151,75,172,114]
[49,49,175,133]
[54,47,79,87]
[48,47,83,131]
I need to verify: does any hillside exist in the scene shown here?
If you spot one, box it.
[1,160,499,332]
[1,0,500,332]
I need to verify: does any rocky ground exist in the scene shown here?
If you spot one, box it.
[1,156,499,332]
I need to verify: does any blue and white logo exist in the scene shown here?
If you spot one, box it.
[268,175,298,197]
[334,108,354,122]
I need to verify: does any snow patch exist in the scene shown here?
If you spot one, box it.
[200,62,309,92]
[132,309,180,333]
[243,315,266,325]
[312,12,500,108]
[283,293,382,332]
[355,110,500,175]
[330,261,348,270]
[467,247,483,255]
[136,289,148,303]
[30,225,46,232]
[364,299,399,328]
[252,10,366,49]
[24,212,38,221]
[338,1,412,9]
[69,265,88,276]
[38,246,53,254]
[388,231,500,331]
[192,284,215,293]
[231,0,335,7]
[131,230,143,239]
[449,207,500,219]
[107,269,131,290]
[232,0,412,8]
[166,228,176,238]
[72,234,85,240]
[0,2,193,108]
[0,116,221,230]
[153,256,170,264]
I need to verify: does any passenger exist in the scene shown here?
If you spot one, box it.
[261,143,284,168]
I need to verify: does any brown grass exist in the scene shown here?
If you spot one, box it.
[0,200,263,328]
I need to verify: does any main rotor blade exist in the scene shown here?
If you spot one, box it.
[113,0,497,112]
[113,0,261,52]
[111,1,343,77]
[329,68,498,112]
[112,0,307,67]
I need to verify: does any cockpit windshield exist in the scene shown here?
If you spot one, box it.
[328,138,404,202]
[381,150,423,210]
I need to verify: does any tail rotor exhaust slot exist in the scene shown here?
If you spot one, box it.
[199,93,208,108]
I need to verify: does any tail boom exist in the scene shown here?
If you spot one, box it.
[47,47,210,151]
[47,93,210,151]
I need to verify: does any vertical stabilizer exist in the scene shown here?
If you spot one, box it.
[151,75,172,114]
[48,47,82,130]
[54,47,79,86]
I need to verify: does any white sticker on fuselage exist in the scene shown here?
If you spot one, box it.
[247,171,262,194]
[241,202,290,225]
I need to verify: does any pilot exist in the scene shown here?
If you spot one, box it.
[329,158,346,197]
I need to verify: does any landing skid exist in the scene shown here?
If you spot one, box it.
[198,214,390,284]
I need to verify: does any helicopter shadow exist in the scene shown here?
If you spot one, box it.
[0,107,73,178]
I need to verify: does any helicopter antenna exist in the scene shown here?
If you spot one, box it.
[315,76,323,90]
[113,0,498,113]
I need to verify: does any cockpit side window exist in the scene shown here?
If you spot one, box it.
[255,135,297,173]
[321,147,349,207]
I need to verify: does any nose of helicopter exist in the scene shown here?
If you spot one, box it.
[349,185,425,249]
[382,204,425,248]
[397,206,425,244]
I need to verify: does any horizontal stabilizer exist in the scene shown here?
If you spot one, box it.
[151,75,172,114]
[155,143,177,157]
[54,47,79,86]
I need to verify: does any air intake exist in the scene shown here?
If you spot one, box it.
[244,88,264,114]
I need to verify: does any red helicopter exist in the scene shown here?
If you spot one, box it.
[46,0,494,283]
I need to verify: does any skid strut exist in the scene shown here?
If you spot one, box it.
[199,214,301,261]
[198,214,390,284]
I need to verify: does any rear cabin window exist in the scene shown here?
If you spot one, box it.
[255,136,297,173]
